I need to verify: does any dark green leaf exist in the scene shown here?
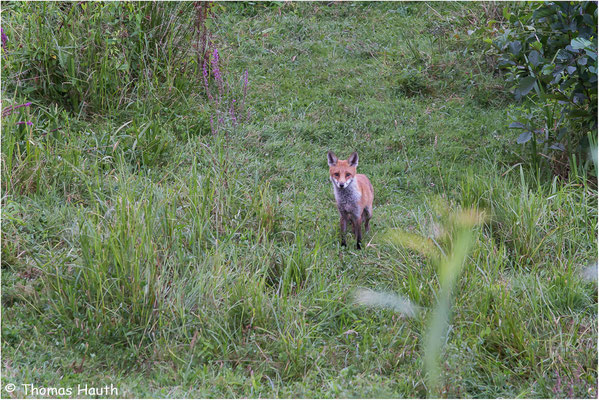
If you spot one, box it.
[509,122,527,130]
[516,131,533,144]
[498,58,516,68]
[555,2,571,13]
[541,64,555,76]
[528,50,541,67]
[533,6,556,19]
[515,76,536,97]
[585,49,597,61]
[530,41,543,52]
[571,37,592,50]
[556,49,572,61]
[582,14,594,26]
[508,41,522,56]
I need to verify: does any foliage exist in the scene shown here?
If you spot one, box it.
[489,2,598,177]
[1,2,196,115]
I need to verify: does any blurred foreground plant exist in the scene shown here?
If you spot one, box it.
[382,201,485,397]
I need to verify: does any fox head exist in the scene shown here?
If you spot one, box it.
[327,151,359,189]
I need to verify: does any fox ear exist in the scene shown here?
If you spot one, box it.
[348,152,359,167]
[327,151,338,166]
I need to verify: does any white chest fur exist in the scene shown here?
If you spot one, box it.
[332,179,362,217]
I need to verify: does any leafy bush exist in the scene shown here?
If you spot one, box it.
[489,2,597,177]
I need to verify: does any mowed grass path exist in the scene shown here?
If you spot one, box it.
[2,3,597,398]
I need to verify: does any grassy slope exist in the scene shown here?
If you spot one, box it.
[2,3,597,398]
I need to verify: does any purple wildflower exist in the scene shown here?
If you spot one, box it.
[212,47,219,66]
[2,101,32,118]
[1,28,7,49]
[210,47,223,97]
[16,121,33,126]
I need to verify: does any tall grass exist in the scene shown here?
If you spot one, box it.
[2,2,196,115]
[460,166,597,269]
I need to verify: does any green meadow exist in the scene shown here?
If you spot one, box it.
[2,2,597,398]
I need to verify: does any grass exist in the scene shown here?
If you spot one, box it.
[1,2,597,398]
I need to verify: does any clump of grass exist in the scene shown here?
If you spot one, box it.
[459,166,597,269]
[1,100,47,195]
[393,67,431,97]
[2,2,196,114]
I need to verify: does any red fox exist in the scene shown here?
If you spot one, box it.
[327,151,374,250]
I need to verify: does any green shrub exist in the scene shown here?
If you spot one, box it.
[488,2,597,177]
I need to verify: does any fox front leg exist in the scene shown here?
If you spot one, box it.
[339,215,347,246]
[351,214,363,250]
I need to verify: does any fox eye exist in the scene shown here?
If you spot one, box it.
[334,173,340,177]
[346,173,351,178]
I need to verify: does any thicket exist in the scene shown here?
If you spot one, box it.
[484,1,597,178]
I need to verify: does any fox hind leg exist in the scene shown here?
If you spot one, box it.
[351,214,363,250]
[362,207,372,234]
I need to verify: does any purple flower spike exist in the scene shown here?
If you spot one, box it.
[2,101,32,118]
[1,28,7,49]
[210,47,223,96]
[16,121,33,126]
[212,48,219,65]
